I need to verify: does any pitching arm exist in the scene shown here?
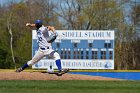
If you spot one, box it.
[46,26,58,43]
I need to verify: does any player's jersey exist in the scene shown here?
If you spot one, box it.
[36,25,52,49]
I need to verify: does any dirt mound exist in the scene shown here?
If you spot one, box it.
[0,72,121,80]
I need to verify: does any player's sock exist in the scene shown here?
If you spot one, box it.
[21,63,29,70]
[55,59,62,71]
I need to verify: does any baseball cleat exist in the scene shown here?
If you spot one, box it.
[63,69,69,73]
[15,68,23,72]
[56,69,69,76]
[47,69,69,76]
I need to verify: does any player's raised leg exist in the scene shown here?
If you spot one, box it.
[16,50,45,72]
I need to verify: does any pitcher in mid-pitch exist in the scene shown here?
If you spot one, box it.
[16,20,68,76]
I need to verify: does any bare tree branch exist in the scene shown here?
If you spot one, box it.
[7,13,16,69]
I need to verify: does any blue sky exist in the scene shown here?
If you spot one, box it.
[0,0,11,5]
[0,0,21,5]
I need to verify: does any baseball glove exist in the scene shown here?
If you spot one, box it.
[47,33,58,43]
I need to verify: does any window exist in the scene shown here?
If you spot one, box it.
[74,51,76,54]
[101,51,106,59]
[65,51,67,54]
[74,51,76,59]
[89,43,92,48]
[86,51,89,59]
[77,51,80,59]
[109,51,112,55]
[109,51,113,59]
[108,43,111,48]
[92,51,98,59]
[86,51,89,55]
[63,50,67,59]
[68,51,70,54]
[81,51,83,59]
[104,43,107,48]
[104,43,111,48]
[74,43,77,48]
[68,50,71,59]
[81,51,83,54]
[78,51,80,54]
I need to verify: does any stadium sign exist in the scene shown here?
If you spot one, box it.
[32,30,115,69]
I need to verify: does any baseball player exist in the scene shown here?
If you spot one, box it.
[16,20,68,76]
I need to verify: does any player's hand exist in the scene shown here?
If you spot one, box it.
[26,23,31,27]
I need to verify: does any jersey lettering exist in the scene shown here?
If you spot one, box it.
[37,30,42,41]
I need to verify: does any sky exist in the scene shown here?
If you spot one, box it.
[0,0,21,5]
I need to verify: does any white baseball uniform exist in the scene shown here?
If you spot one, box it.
[27,25,60,66]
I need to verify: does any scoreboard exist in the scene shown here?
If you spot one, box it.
[32,30,115,69]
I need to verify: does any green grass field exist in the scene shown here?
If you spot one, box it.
[0,80,140,93]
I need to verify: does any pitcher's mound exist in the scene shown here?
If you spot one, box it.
[0,72,121,80]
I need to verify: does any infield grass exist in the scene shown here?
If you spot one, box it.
[0,80,140,93]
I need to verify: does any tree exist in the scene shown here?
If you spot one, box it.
[0,0,62,68]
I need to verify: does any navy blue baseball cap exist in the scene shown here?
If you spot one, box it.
[35,20,43,29]
[35,20,42,25]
